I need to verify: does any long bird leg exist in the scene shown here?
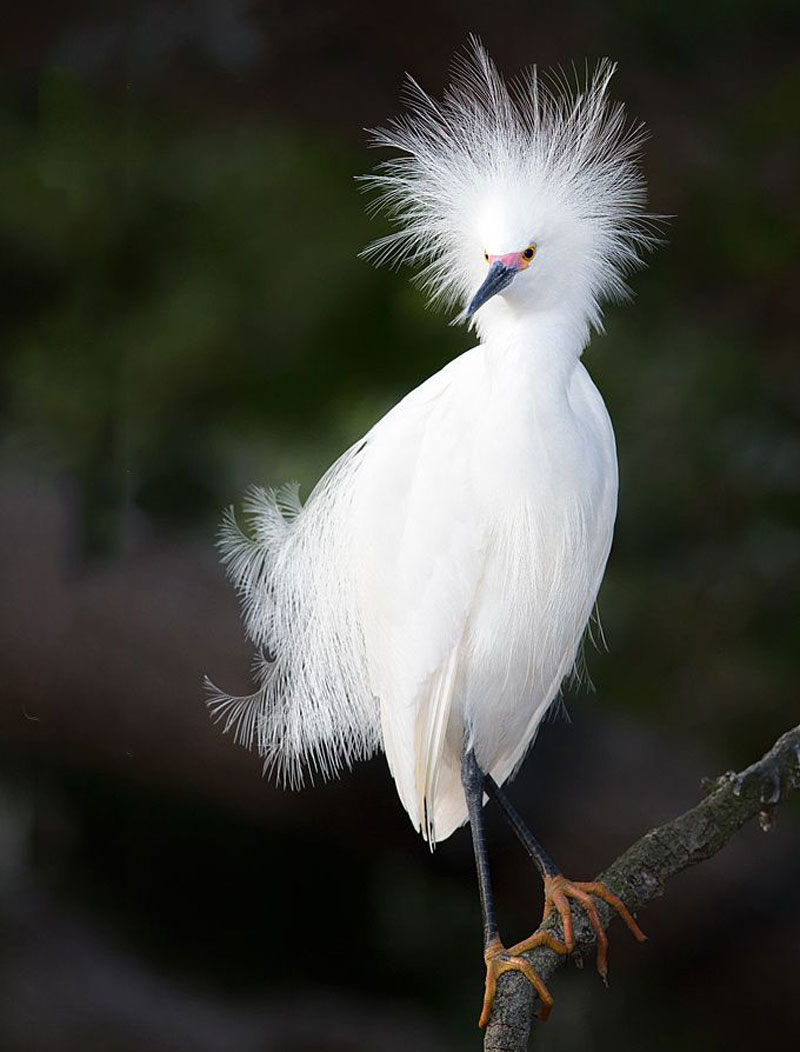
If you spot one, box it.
[484,775,646,978]
[461,750,566,1028]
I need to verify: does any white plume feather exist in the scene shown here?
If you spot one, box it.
[206,444,381,787]
[361,38,658,332]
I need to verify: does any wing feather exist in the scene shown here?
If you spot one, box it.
[352,349,486,839]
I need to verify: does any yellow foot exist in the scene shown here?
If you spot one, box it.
[541,874,647,980]
[479,931,566,1029]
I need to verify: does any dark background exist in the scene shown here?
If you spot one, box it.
[1,2,798,1049]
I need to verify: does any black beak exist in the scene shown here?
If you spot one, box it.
[465,260,518,318]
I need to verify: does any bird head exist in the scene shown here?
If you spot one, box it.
[362,40,660,345]
[463,187,597,327]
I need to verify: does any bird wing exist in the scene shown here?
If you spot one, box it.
[352,349,487,841]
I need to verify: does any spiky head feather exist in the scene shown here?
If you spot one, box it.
[362,40,658,335]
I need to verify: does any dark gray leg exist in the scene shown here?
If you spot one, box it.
[485,775,560,879]
[461,747,562,1028]
[461,747,499,948]
[483,772,646,980]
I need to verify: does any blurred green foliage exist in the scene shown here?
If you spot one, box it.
[0,68,463,549]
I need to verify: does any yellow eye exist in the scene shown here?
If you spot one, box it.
[483,250,489,262]
[522,244,536,262]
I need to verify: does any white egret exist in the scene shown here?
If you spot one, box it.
[208,41,655,1027]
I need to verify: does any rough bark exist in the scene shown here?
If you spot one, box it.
[483,724,800,1052]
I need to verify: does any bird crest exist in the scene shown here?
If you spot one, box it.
[362,39,660,336]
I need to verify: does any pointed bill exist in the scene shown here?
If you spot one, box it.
[465,260,518,318]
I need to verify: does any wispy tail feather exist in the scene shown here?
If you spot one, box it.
[206,444,381,788]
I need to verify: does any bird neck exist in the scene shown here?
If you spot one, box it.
[475,306,588,383]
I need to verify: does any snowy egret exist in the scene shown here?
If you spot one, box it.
[208,41,655,1027]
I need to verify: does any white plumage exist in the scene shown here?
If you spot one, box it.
[207,41,656,846]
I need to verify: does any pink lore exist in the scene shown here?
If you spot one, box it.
[488,250,527,269]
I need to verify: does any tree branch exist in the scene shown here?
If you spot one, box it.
[484,723,800,1052]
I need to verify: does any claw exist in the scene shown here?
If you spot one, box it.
[479,932,565,1029]
[541,875,646,980]
[477,878,646,1029]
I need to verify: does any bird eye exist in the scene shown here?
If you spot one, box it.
[483,250,489,262]
[522,244,536,262]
